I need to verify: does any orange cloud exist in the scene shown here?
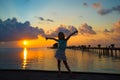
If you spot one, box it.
[92,3,101,9]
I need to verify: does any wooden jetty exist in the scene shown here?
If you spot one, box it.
[67,45,120,59]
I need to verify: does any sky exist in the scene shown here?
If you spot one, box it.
[0,0,120,48]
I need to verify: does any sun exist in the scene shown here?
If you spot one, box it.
[23,40,28,45]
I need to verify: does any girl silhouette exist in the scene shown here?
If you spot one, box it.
[46,30,78,75]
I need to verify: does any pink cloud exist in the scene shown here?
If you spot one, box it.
[92,3,101,9]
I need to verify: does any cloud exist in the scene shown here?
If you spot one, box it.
[83,2,120,15]
[111,34,120,41]
[112,20,120,33]
[104,20,120,33]
[92,3,101,9]
[83,2,88,6]
[83,2,101,9]
[97,8,112,15]
[112,5,120,12]
[104,29,113,33]
[79,23,96,35]
[97,5,120,15]
[82,2,112,15]
[46,25,77,37]
[37,16,54,22]
[0,18,45,41]
[46,19,54,22]
[38,17,44,21]
[114,20,120,27]
[103,20,120,41]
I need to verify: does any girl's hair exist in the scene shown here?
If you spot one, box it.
[58,32,65,40]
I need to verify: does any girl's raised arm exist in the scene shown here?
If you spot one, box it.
[46,37,58,41]
[66,30,78,41]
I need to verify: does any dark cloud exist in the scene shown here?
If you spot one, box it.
[0,18,45,41]
[97,5,120,15]
[46,25,77,37]
[104,29,112,33]
[38,17,44,21]
[83,2,88,6]
[79,23,96,34]
[37,16,54,22]
[46,19,54,22]
[97,8,112,15]
[112,5,120,12]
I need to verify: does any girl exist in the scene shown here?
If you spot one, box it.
[46,30,78,75]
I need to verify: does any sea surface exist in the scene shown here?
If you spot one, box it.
[0,48,120,74]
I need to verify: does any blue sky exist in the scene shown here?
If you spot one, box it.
[0,0,120,47]
[0,0,120,28]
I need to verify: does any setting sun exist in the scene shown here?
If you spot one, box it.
[23,40,28,45]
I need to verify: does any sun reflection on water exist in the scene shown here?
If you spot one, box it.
[22,48,27,69]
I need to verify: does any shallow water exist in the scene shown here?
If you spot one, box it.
[0,48,120,74]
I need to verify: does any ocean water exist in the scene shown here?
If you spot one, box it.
[0,48,120,74]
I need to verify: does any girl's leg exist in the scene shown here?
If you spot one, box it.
[63,60,71,73]
[63,60,75,78]
[57,59,61,73]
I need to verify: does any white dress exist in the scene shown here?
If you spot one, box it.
[55,40,67,61]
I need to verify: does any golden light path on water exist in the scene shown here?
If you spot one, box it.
[22,48,27,69]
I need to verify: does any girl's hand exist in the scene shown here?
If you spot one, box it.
[45,37,48,40]
[75,30,78,33]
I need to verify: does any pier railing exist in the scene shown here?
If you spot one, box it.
[67,46,120,59]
